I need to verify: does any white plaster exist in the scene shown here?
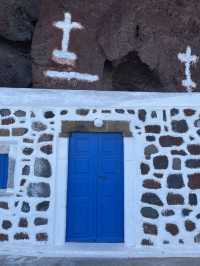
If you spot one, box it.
[178,46,198,92]
[53,13,83,63]
[45,71,99,82]
[54,138,68,246]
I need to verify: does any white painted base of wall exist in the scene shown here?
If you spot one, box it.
[1,244,200,258]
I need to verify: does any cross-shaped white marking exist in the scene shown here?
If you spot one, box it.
[178,46,198,92]
[53,12,83,64]
[45,12,99,83]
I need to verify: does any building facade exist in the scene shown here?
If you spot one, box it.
[0,88,200,257]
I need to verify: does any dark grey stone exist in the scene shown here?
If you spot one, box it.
[171,120,188,133]
[140,207,159,219]
[27,182,50,198]
[153,156,168,169]
[34,158,52,178]
[141,193,163,206]
[167,174,184,189]
[144,144,158,159]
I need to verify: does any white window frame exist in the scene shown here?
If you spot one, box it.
[54,135,141,249]
[0,140,18,196]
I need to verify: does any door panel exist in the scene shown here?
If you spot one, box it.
[66,133,124,243]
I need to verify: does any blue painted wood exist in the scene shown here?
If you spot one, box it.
[66,133,124,243]
[0,154,9,189]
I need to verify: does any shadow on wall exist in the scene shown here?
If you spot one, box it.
[103,51,163,91]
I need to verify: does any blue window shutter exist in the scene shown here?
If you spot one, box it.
[0,154,9,189]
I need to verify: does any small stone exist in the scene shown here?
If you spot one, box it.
[143,223,157,235]
[23,138,34,144]
[182,209,192,217]
[0,202,8,209]
[166,223,179,236]
[0,129,10,136]
[179,239,184,244]
[185,220,196,232]
[171,150,187,156]
[194,233,200,243]
[143,179,161,189]
[153,173,163,179]
[34,217,48,226]
[138,110,146,122]
[170,108,179,116]
[163,110,167,121]
[145,125,161,134]
[171,120,188,133]
[172,158,181,170]
[60,110,68,115]
[20,179,26,186]
[184,109,196,116]
[161,209,175,217]
[140,163,150,175]
[127,109,135,115]
[14,110,26,117]
[153,156,168,169]
[12,128,28,136]
[0,109,11,117]
[40,145,52,155]
[167,193,184,205]
[22,165,30,176]
[188,173,200,189]
[34,158,51,178]
[44,111,55,119]
[21,201,30,213]
[159,136,184,147]
[146,136,156,142]
[140,207,159,219]
[194,119,200,128]
[189,193,197,206]
[76,109,90,116]
[27,183,50,198]
[1,117,15,125]
[141,239,153,246]
[163,240,170,245]
[196,213,200,219]
[32,122,47,132]
[36,233,48,241]
[38,134,53,142]
[167,174,184,189]
[0,234,8,241]
[187,145,200,155]
[141,193,163,206]
[14,232,29,240]
[151,111,157,118]
[36,201,50,211]
[186,160,200,169]
[18,218,28,227]
[23,147,34,156]
[115,109,125,114]
[144,144,158,159]
[2,220,12,230]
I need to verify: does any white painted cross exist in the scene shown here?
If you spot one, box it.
[45,12,99,83]
[178,46,198,92]
[52,12,83,64]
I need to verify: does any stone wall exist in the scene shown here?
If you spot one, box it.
[0,100,200,250]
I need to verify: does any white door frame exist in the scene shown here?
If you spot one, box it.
[54,135,140,248]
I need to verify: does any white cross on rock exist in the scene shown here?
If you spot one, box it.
[178,46,198,92]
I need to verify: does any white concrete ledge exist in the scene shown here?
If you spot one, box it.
[0,87,199,108]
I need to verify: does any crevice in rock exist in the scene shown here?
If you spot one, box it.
[103,51,163,91]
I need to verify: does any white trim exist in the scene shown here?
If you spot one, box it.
[54,134,137,249]
[1,88,200,108]
[54,138,69,245]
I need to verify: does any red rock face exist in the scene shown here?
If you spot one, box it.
[32,0,200,91]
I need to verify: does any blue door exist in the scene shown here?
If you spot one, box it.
[66,133,124,243]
